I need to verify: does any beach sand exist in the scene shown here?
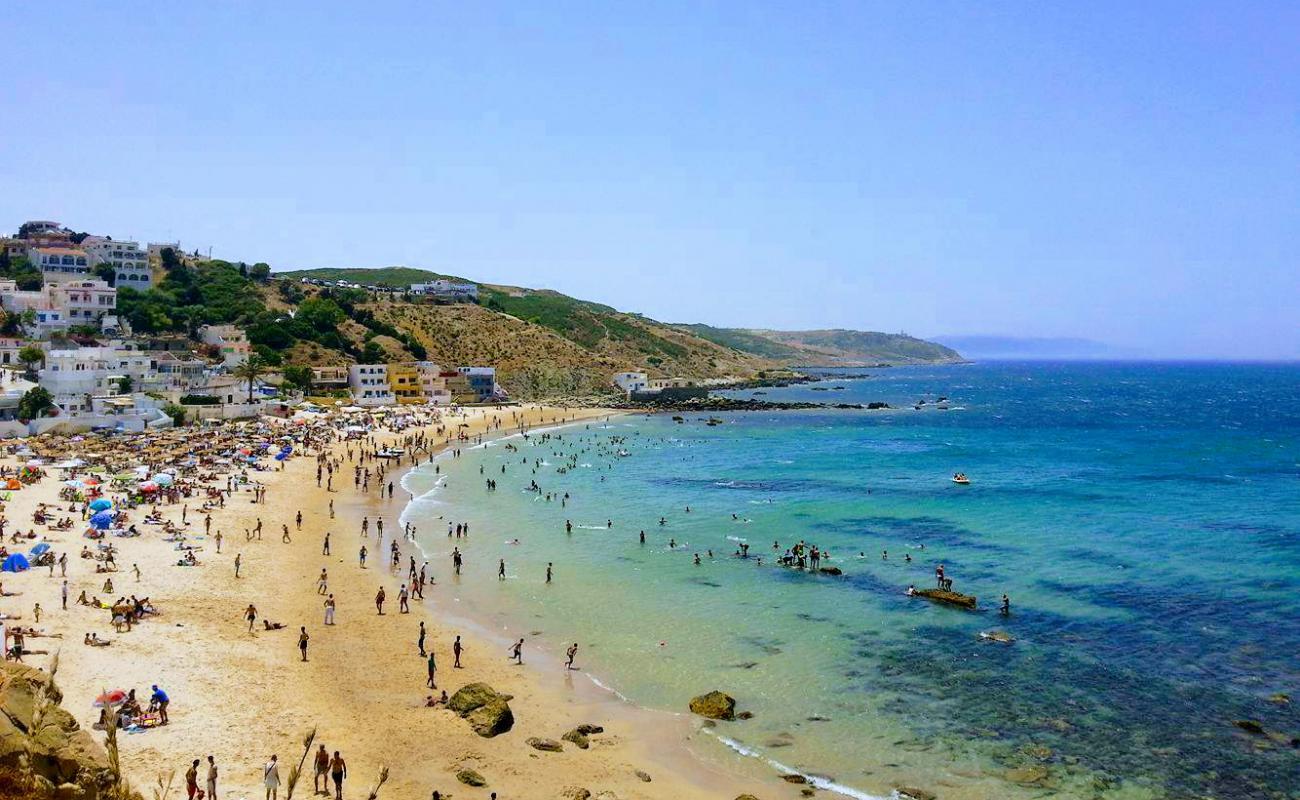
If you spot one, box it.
[1,405,775,800]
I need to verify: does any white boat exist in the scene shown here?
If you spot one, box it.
[375,448,406,459]
[951,475,970,485]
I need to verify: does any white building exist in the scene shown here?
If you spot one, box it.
[28,247,91,282]
[0,279,116,335]
[612,371,649,395]
[82,236,154,288]
[415,362,452,405]
[38,347,153,413]
[199,324,251,367]
[409,279,479,302]
[347,364,395,406]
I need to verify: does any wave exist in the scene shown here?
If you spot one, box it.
[703,730,889,800]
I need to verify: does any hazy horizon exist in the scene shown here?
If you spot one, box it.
[2,3,1296,359]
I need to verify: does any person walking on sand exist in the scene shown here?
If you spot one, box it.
[566,642,579,670]
[426,650,437,689]
[322,531,330,556]
[245,603,258,633]
[298,626,310,661]
[263,754,281,800]
[234,553,242,578]
[61,580,68,611]
[399,584,409,613]
[453,635,465,668]
[375,587,386,615]
[313,745,329,795]
[206,754,218,800]
[317,568,328,595]
[329,751,346,800]
[324,594,335,625]
[509,637,524,665]
[359,545,367,568]
[185,759,200,800]
[215,531,222,553]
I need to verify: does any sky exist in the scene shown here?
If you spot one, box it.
[1,2,1297,359]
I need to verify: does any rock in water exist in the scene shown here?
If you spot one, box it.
[1233,720,1266,735]
[1005,765,1050,785]
[689,690,737,720]
[897,787,937,800]
[448,683,514,737]
[456,768,487,787]
[527,737,564,752]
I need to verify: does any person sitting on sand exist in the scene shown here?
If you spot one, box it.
[84,632,112,647]
[263,620,286,631]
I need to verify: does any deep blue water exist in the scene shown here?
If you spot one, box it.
[406,362,1300,799]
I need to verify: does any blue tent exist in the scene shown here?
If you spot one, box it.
[89,510,116,530]
[89,498,113,511]
[1,553,30,572]
[29,542,51,557]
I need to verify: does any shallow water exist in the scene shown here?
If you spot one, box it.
[402,362,1300,799]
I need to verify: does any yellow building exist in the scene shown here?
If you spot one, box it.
[387,363,423,404]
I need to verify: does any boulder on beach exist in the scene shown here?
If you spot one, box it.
[575,723,604,735]
[689,690,737,720]
[896,787,936,800]
[527,737,564,752]
[561,789,592,800]
[448,683,514,737]
[562,728,590,749]
[456,768,487,787]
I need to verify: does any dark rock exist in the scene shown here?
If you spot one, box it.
[896,787,936,800]
[736,711,754,720]
[562,728,590,749]
[780,774,808,784]
[1233,720,1266,735]
[456,768,487,787]
[689,690,737,720]
[448,683,514,737]
[1268,693,1290,705]
[575,723,604,735]
[818,567,843,576]
[527,737,563,752]
[634,769,652,782]
[561,787,592,800]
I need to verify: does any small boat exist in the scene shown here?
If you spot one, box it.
[951,475,970,485]
[375,448,406,459]
[912,588,978,609]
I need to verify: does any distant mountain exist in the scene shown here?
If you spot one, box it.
[680,325,964,366]
[933,335,1121,360]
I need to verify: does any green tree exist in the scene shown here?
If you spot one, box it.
[249,263,271,283]
[17,387,54,420]
[282,364,314,394]
[0,248,9,272]
[93,263,117,286]
[232,355,269,403]
[361,340,385,364]
[163,402,187,427]
[17,345,44,379]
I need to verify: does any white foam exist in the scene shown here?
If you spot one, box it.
[704,731,891,800]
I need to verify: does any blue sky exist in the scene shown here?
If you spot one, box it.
[2,2,1296,358]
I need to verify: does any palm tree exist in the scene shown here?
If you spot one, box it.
[232,355,268,403]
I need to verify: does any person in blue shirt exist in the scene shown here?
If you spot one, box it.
[151,685,170,725]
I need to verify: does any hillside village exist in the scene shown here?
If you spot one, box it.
[0,219,960,435]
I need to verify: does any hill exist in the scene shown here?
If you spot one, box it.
[680,325,963,365]
[279,266,471,287]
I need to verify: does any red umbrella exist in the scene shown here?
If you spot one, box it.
[95,689,126,707]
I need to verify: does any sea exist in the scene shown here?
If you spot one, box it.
[400,362,1300,800]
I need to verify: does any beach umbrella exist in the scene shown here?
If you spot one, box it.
[151,473,174,486]
[89,510,116,529]
[29,543,51,557]
[1,553,30,573]
[64,479,86,489]
[139,481,159,492]
[94,689,127,707]
[89,498,113,511]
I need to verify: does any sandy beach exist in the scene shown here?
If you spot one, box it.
[0,405,774,800]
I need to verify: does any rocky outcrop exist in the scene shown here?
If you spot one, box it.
[688,690,736,720]
[562,728,590,749]
[0,663,129,800]
[448,683,514,737]
[561,789,592,800]
[527,737,564,752]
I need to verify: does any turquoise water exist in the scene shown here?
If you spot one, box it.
[402,362,1300,800]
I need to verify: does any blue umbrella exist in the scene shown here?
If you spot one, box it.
[274,452,288,461]
[88,498,113,511]
[1,553,29,572]
[89,510,116,530]
[29,542,51,556]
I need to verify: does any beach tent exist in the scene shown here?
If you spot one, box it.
[1,553,30,572]
[95,689,127,707]
[29,543,51,557]
[89,510,116,529]
[89,498,113,511]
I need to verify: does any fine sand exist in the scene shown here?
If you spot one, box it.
[1,406,776,800]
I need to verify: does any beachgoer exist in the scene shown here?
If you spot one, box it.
[206,755,218,800]
[263,754,281,800]
[298,627,310,661]
[566,642,578,670]
[329,751,346,800]
[313,745,329,794]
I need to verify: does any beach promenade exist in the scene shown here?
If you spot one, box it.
[0,405,767,800]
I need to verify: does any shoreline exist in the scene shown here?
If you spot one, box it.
[3,405,775,800]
